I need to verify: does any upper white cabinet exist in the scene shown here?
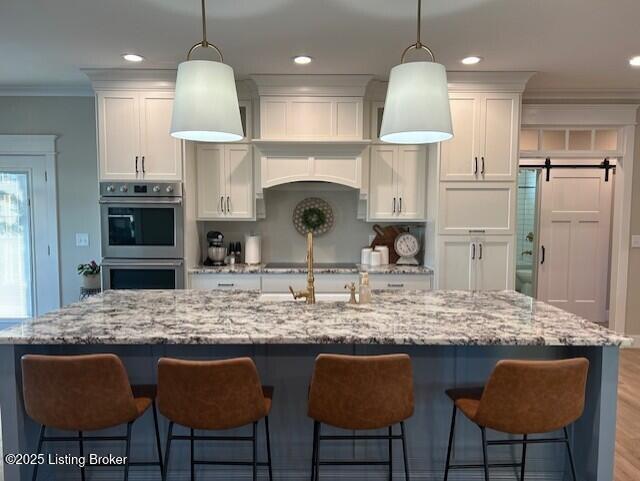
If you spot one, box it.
[196,144,254,220]
[438,182,515,235]
[259,96,363,140]
[369,145,427,221]
[97,90,182,181]
[440,92,519,182]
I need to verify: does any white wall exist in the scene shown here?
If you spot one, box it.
[0,97,99,306]
[625,109,640,335]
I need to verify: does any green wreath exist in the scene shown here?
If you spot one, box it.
[301,207,326,230]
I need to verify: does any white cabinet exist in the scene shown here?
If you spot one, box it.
[440,93,518,182]
[438,236,513,290]
[262,274,359,293]
[196,144,254,220]
[368,274,432,290]
[260,153,361,189]
[97,90,182,181]
[369,145,427,221]
[190,274,261,290]
[438,182,515,235]
[259,96,363,140]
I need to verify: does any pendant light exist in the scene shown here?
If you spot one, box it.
[170,0,243,142]
[380,0,453,144]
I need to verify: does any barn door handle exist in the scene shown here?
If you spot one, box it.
[540,245,546,264]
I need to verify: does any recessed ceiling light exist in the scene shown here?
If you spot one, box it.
[629,56,640,67]
[461,56,482,65]
[293,55,313,65]
[122,53,144,63]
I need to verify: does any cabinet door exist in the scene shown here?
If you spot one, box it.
[396,145,426,220]
[439,95,481,181]
[97,91,140,180]
[139,92,182,180]
[437,236,475,290]
[225,144,254,219]
[478,93,519,181]
[438,182,515,235]
[196,145,226,219]
[475,237,514,290]
[368,145,398,220]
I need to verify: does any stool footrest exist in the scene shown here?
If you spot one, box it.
[319,460,391,466]
[171,434,254,442]
[320,434,402,441]
[193,460,270,466]
[449,462,523,470]
[487,437,568,446]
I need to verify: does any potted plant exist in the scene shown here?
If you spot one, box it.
[77,260,101,289]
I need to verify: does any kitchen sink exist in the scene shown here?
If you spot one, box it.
[258,293,351,303]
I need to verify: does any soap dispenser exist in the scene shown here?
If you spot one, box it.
[359,272,371,304]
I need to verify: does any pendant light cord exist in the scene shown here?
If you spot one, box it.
[186,0,224,61]
[401,0,435,63]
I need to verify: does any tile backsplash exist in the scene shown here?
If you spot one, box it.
[516,169,538,268]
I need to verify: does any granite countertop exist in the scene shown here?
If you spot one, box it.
[189,264,434,275]
[0,290,630,346]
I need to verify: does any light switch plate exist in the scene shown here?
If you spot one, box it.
[632,235,640,248]
[75,233,89,247]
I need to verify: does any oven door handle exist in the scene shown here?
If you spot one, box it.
[100,198,182,205]
[101,259,184,267]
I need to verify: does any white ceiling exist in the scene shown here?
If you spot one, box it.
[2,0,640,93]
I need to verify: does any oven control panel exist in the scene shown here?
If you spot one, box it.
[100,181,182,197]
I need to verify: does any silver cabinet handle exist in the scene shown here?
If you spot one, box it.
[217,283,235,287]
[392,197,396,213]
[474,157,478,175]
[481,156,485,174]
[227,196,230,213]
[220,196,224,213]
[387,283,405,288]
[135,156,139,174]
[478,243,483,260]
[141,156,145,174]
[471,243,476,260]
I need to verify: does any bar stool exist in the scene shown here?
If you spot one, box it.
[157,357,273,481]
[307,353,414,481]
[21,354,163,481]
[443,358,589,481]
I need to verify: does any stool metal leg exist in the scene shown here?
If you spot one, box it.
[152,402,164,476]
[400,421,410,481]
[78,430,86,481]
[265,416,273,481]
[252,422,258,481]
[443,405,457,481]
[520,434,527,481]
[123,422,132,481]
[314,422,321,481]
[310,421,319,481]
[162,421,174,481]
[31,425,45,481]
[480,427,490,481]
[190,428,195,481]
[388,426,393,481]
[563,427,578,481]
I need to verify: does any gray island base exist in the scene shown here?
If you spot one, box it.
[0,290,630,481]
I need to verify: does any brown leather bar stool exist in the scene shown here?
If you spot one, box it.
[443,358,589,481]
[21,354,163,481]
[307,353,414,481]
[157,357,273,481]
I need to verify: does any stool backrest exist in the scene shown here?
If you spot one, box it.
[21,354,138,431]
[157,357,267,430]
[475,358,589,434]
[308,353,414,430]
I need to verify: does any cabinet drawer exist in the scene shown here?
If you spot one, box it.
[369,274,432,290]
[189,274,261,290]
[262,274,359,293]
[439,182,515,235]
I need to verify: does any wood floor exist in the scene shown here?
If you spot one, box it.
[615,348,640,481]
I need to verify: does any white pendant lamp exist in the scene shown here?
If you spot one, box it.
[170,0,243,142]
[380,0,453,144]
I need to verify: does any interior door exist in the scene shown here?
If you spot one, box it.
[225,144,254,218]
[369,145,397,219]
[139,92,182,180]
[396,145,425,219]
[437,236,475,290]
[196,145,226,219]
[439,95,480,181]
[97,91,140,180]
[479,93,518,181]
[537,166,613,322]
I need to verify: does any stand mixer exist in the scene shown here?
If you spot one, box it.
[205,231,226,266]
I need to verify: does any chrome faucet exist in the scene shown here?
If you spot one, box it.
[289,232,316,304]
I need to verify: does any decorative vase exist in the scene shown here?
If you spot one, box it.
[82,274,101,289]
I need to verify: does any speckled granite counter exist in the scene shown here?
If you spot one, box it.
[189,264,434,275]
[0,289,629,346]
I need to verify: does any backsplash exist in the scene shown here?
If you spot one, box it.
[199,183,425,264]
[516,169,538,268]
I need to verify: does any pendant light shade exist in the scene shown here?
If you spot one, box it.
[170,0,243,143]
[380,0,453,145]
[380,61,452,144]
[171,60,243,142]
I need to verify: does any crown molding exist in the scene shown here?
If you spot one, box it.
[0,135,57,154]
[250,74,374,97]
[524,88,640,101]
[445,71,536,93]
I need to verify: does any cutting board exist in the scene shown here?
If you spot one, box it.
[369,224,406,264]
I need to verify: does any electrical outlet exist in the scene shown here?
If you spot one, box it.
[632,235,640,248]
[75,233,89,247]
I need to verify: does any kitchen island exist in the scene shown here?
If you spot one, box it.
[0,290,630,480]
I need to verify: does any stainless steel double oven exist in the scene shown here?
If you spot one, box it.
[100,181,184,289]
